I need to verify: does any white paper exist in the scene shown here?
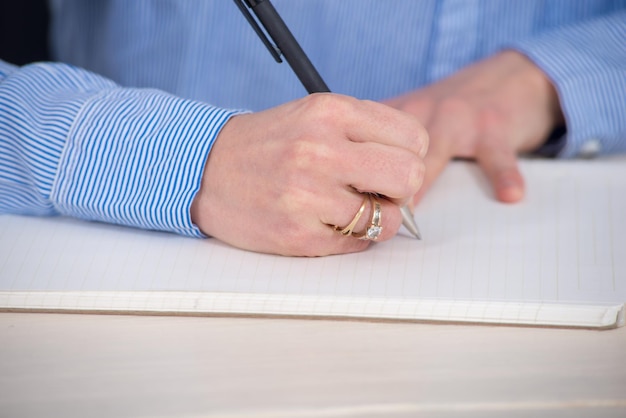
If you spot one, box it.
[1,160,625,328]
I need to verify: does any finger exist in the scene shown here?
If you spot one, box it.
[312,94,429,158]
[413,136,454,206]
[475,137,524,203]
[320,191,403,249]
[410,114,458,206]
[352,100,429,158]
[337,141,425,205]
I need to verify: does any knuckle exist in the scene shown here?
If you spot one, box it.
[477,107,505,132]
[304,93,354,122]
[282,137,334,174]
[276,187,308,217]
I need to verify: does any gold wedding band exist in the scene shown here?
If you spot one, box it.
[333,193,383,241]
[333,195,368,236]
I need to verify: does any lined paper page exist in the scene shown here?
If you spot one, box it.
[1,160,625,327]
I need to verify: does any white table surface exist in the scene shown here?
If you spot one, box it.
[1,313,625,418]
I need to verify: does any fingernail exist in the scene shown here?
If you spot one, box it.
[499,184,523,203]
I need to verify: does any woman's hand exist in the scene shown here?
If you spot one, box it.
[385,50,564,205]
[191,93,428,256]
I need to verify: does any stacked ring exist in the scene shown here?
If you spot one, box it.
[333,195,368,236]
[354,194,383,241]
[332,193,383,241]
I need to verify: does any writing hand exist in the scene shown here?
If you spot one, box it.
[385,50,564,205]
[191,94,428,256]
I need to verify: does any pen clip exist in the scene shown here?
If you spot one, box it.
[233,0,282,63]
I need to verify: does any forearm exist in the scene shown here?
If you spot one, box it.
[0,60,240,236]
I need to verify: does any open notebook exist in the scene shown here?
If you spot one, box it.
[1,159,625,329]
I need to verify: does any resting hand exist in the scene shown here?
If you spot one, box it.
[385,50,564,204]
[191,94,428,256]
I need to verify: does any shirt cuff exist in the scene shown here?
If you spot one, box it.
[508,11,626,158]
[51,87,243,237]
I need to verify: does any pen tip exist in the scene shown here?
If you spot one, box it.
[400,206,422,240]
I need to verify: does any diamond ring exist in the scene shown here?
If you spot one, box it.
[354,194,383,241]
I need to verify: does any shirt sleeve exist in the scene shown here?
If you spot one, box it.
[509,10,626,158]
[0,60,242,237]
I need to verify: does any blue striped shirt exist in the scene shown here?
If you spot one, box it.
[1,0,625,235]
[0,61,239,236]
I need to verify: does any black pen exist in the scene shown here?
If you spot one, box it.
[234,0,422,240]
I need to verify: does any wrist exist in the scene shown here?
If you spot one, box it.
[503,50,565,152]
